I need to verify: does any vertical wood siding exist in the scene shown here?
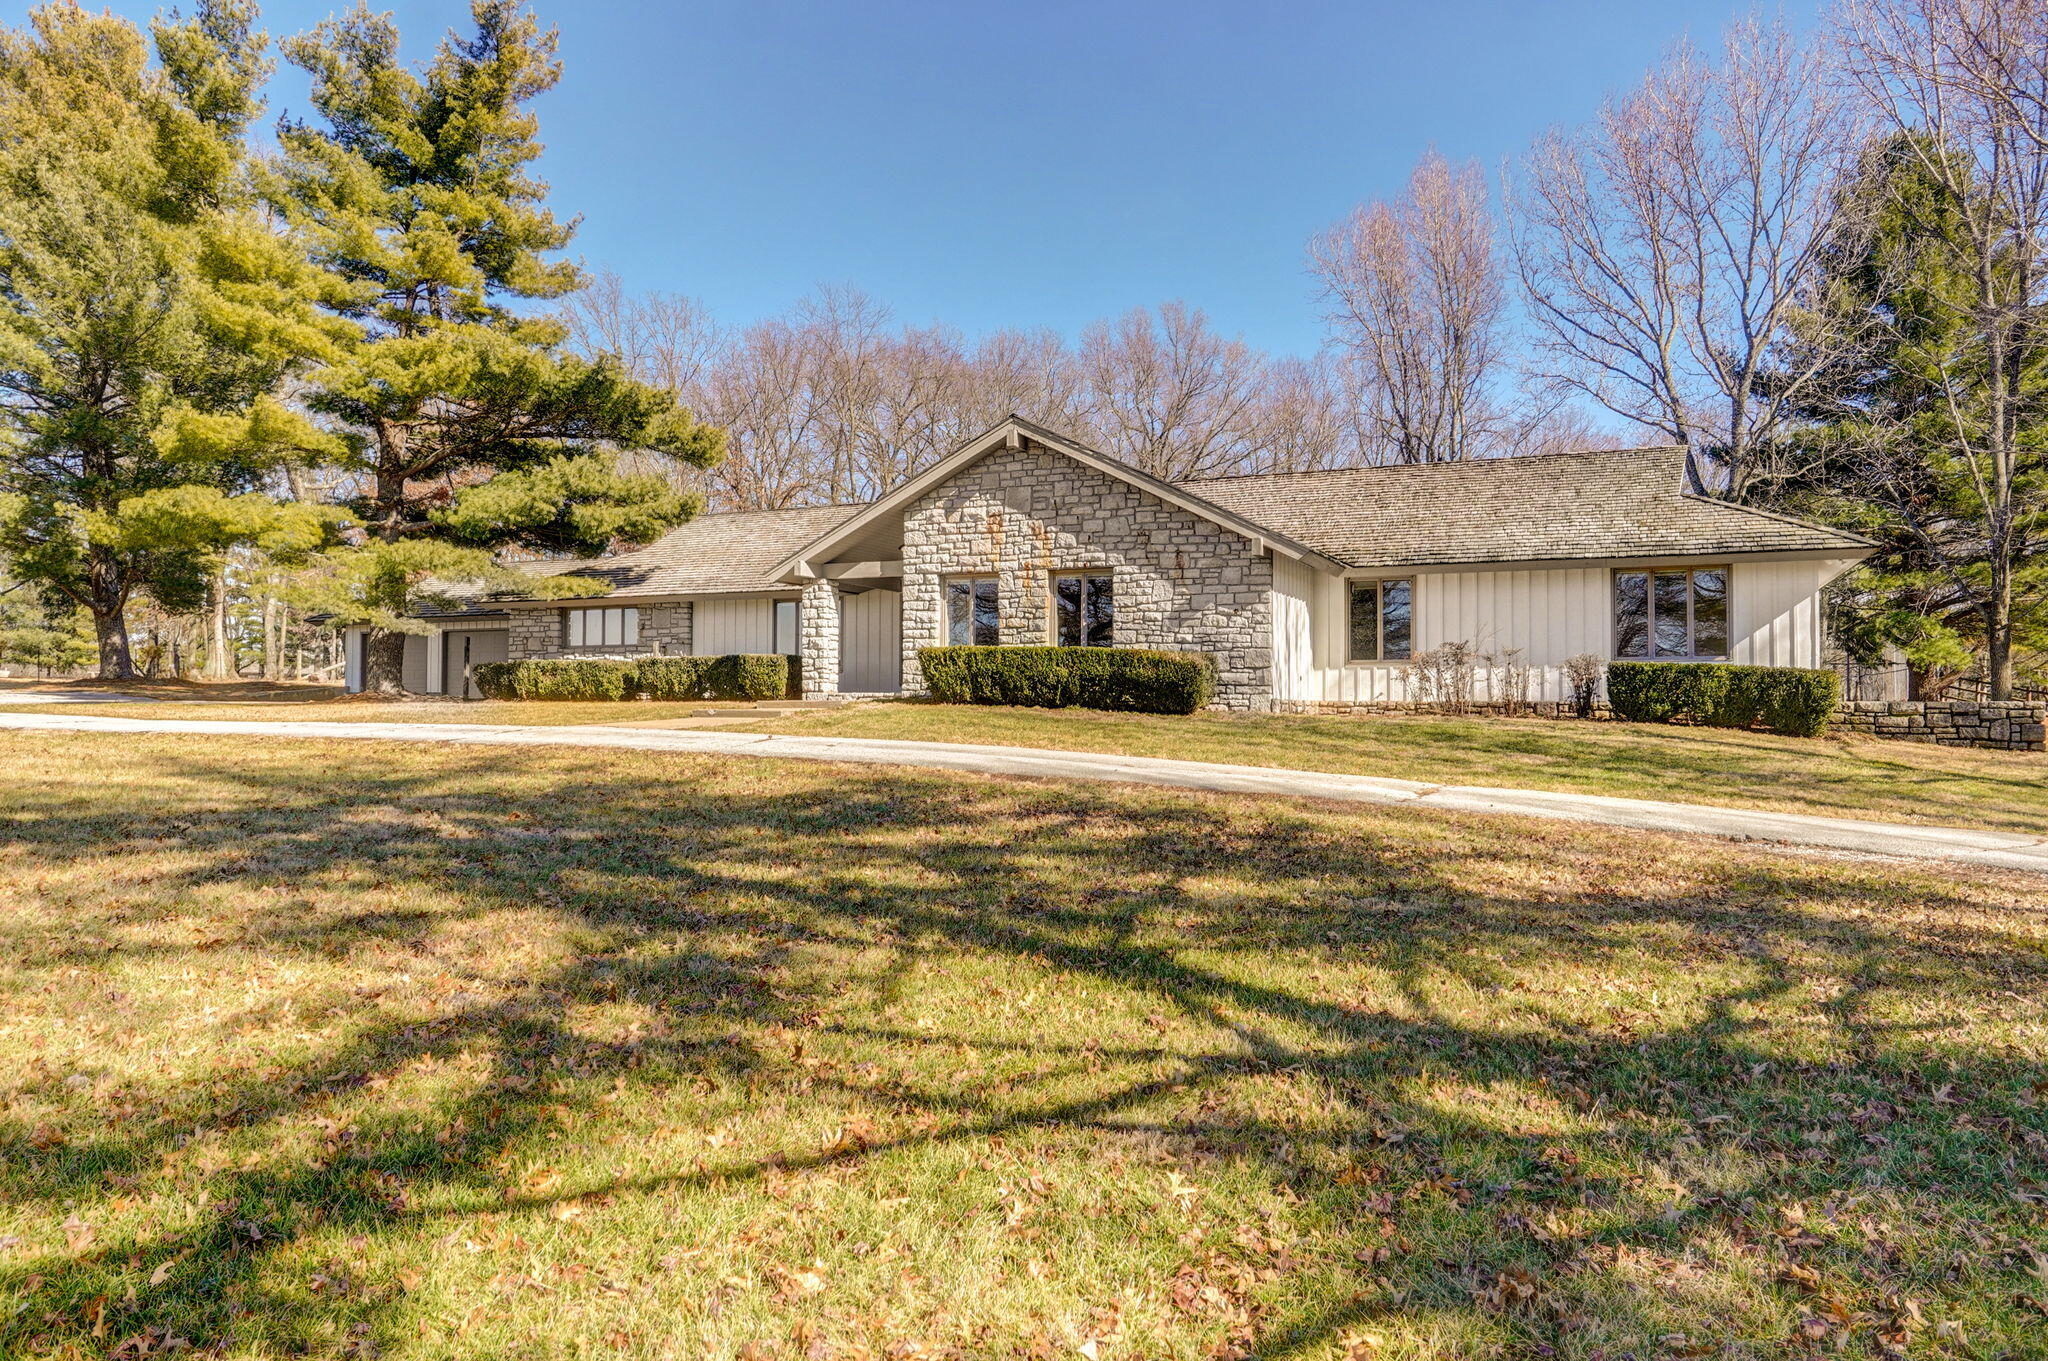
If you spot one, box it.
[400,633,429,694]
[1293,559,1846,703]
[691,596,786,656]
[839,589,902,693]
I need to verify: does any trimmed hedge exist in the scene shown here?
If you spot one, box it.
[919,645,1216,715]
[1606,661,1839,737]
[470,658,628,702]
[470,654,793,703]
[631,654,792,701]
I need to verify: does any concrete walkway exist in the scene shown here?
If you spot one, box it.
[5,710,2046,876]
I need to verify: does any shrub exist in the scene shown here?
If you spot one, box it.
[471,658,628,702]
[1748,667,1840,738]
[630,656,707,701]
[1607,660,1838,737]
[918,646,1216,714]
[700,653,793,701]
[1563,653,1606,720]
[473,654,796,702]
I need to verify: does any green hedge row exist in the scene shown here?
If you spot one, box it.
[469,655,793,703]
[1606,661,1839,737]
[919,645,1216,714]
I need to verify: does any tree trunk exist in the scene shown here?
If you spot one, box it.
[207,565,232,680]
[263,591,279,681]
[88,547,134,680]
[362,628,408,695]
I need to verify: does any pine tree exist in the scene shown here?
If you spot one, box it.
[274,1,723,692]
[0,2,348,678]
[1777,133,2048,694]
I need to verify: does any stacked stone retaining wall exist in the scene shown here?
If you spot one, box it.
[1834,700,2044,751]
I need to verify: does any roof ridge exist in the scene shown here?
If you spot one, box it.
[1174,445,1687,486]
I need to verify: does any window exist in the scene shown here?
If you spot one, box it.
[945,577,999,646]
[1347,579,1413,662]
[1052,572,1114,647]
[1614,567,1727,659]
[772,599,800,656]
[563,606,638,648]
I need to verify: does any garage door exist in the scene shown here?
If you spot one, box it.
[442,629,509,699]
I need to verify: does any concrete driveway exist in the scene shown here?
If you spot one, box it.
[4,710,2046,876]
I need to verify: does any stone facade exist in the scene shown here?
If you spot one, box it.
[799,578,840,698]
[503,602,692,661]
[1834,700,2046,751]
[897,442,1275,709]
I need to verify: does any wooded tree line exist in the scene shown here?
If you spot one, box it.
[0,0,2042,694]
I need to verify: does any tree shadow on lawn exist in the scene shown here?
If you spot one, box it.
[1,741,2045,1358]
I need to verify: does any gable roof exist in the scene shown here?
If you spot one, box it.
[767,414,1347,580]
[519,503,865,603]
[1179,446,1873,569]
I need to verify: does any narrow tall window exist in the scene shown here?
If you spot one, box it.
[1613,567,1728,659]
[1052,572,1114,646]
[772,599,800,655]
[1347,579,1413,662]
[945,578,999,646]
[563,606,639,648]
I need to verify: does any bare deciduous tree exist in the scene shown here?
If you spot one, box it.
[1509,17,1865,498]
[1312,150,1510,462]
[1074,302,1270,479]
[1831,0,2048,697]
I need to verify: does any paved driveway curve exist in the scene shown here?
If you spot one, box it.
[5,711,2046,876]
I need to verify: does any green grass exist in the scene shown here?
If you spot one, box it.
[0,697,746,727]
[736,702,2048,835]
[3,732,2046,1359]
[13,695,2047,835]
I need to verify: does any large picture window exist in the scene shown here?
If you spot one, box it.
[563,606,638,648]
[945,577,999,646]
[1614,567,1727,659]
[1052,572,1114,647]
[1347,579,1413,662]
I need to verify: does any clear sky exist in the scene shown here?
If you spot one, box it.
[31,0,1822,356]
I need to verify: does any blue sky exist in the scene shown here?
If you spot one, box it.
[39,0,1820,356]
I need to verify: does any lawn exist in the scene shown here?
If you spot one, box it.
[3,732,2046,1360]
[9,694,2048,835]
[740,702,2048,835]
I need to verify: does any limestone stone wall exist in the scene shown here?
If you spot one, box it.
[898,441,1274,709]
[799,578,840,698]
[1834,700,2045,751]
[503,602,692,661]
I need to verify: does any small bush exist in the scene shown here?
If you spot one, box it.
[471,658,628,702]
[472,654,796,702]
[701,653,794,701]
[919,646,1216,714]
[1748,667,1840,738]
[1607,661,1838,737]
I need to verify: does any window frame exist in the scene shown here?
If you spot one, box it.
[944,576,1001,647]
[771,599,800,656]
[1050,570,1115,648]
[1345,577,1414,664]
[1612,565,1730,661]
[562,605,640,649]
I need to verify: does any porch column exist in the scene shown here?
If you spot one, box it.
[799,578,840,699]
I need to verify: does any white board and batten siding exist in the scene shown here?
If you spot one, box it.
[690,595,791,656]
[1271,555,1856,705]
[839,589,902,694]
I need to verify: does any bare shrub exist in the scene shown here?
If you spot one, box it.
[1497,647,1533,715]
[1411,641,1484,713]
[1564,653,1607,719]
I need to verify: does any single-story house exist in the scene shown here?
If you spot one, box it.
[347,415,1874,710]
